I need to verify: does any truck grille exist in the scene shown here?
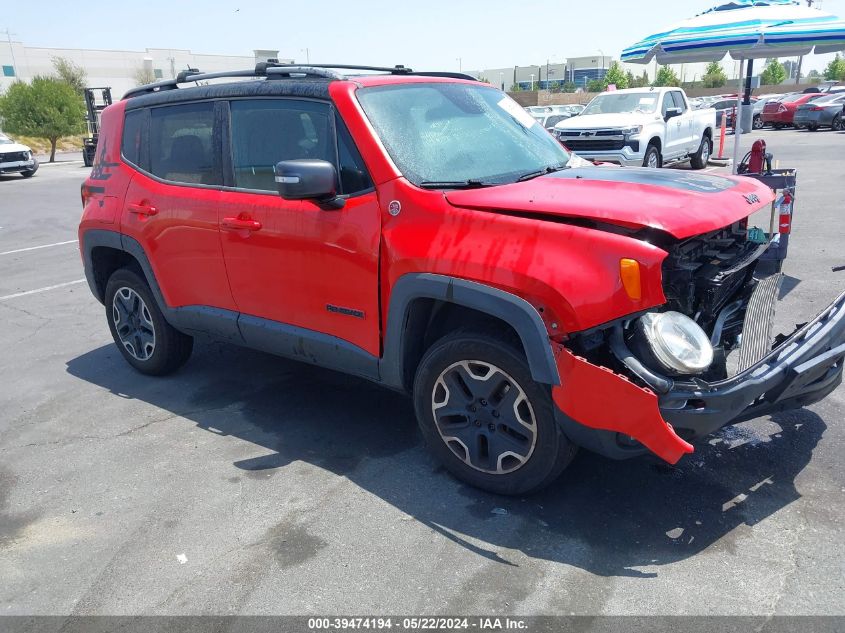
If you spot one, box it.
[560,139,626,152]
[557,129,626,153]
[0,151,28,162]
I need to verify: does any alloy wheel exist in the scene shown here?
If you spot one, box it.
[431,360,537,474]
[701,139,710,164]
[112,287,156,361]
[647,152,659,168]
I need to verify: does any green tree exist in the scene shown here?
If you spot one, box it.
[548,80,561,92]
[653,65,680,87]
[701,61,727,88]
[602,61,628,89]
[760,58,787,85]
[561,81,577,93]
[625,70,636,88]
[509,82,522,92]
[51,56,87,96]
[477,76,490,84]
[823,54,845,81]
[0,77,86,162]
[586,78,605,93]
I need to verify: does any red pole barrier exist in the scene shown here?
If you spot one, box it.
[717,113,727,159]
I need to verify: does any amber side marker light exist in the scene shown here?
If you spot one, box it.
[620,258,642,301]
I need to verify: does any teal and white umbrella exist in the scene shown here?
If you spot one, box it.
[622,0,845,64]
[622,0,845,172]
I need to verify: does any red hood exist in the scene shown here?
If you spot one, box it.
[445,167,774,240]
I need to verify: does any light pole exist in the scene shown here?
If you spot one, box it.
[301,48,310,64]
[530,73,535,90]
[499,71,504,91]
[456,57,462,72]
[2,28,18,78]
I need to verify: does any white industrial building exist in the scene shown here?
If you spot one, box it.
[0,41,291,97]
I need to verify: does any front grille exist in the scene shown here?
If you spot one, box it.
[560,139,625,152]
[0,151,28,162]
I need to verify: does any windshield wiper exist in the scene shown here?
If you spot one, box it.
[515,164,568,183]
[418,179,492,190]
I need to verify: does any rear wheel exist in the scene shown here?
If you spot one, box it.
[105,268,193,376]
[752,115,764,130]
[413,331,576,495]
[807,123,819,131]
[832,114,843,132]
[642,144,661,169]
[773,123,784,130]
[690,135,712,170]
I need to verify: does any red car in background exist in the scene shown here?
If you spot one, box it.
[762,93,823,128]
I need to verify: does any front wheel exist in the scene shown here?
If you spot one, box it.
[413,331,576,495]
[690,135,712,170]
[773,123,784,130]
[642,144,661,169]
[105,268,193,376]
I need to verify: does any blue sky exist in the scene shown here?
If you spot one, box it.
[4,0,843,73]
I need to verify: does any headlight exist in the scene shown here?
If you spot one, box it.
[621,125,643,135]
[637,311,713,375]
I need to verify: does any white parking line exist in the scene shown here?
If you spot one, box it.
[0,240,78,256]
[0,279,86,301]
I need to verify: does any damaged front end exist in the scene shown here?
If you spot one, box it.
[552,221,845,463]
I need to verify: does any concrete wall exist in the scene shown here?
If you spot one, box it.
[511,83,818,107]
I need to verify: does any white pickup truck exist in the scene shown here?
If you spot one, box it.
[553,87,716,169]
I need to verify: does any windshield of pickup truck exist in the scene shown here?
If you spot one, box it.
[582,92,659,115]
[0,134,13,145]
[356,83,570,187]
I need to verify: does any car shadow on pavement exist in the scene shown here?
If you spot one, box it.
[66,340,827,578]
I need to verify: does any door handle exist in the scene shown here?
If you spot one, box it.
[221,217,262,232]
[127,202,158,217]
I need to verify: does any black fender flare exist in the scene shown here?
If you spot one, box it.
[379,273,560,389]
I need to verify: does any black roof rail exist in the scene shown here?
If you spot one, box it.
[122,62,478,99]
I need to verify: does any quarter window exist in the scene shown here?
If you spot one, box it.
[230,99,333,192]
[149,102,220,185]
[335,115,372,194]
[121,110,144,167]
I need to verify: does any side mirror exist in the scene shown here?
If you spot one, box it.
[274,159,345,210]
[664,107,682,121]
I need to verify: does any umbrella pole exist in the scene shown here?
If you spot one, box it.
[732,57,745,174]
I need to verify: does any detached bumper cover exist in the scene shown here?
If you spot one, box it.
[0,158,37,174]
[661,289,845,438]
[552,289,845,463]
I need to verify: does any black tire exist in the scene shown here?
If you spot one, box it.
[413,331,577,495]
[807,123,819,132]
[832,114,843,132]
[773,123,784,130]
[752,115,764,130]
[104,268,193,376]
[20,170,36,178]
[642,144,661,168]
[689,135,712,170]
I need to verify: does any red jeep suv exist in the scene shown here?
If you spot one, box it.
[79,63,845,494]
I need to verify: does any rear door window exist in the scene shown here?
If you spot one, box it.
[149,102,221,186]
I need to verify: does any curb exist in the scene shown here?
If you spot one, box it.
[708,158,732,167]
[38,160,85,167]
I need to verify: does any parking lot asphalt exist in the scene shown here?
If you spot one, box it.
[1,129,843,616]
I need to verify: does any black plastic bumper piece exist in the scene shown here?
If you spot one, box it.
[660,289,845,439]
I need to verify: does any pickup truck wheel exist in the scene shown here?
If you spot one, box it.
[105,268,193,376]
[642,145,661,168]
[689,135,712,170]
[413,331,576,495]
